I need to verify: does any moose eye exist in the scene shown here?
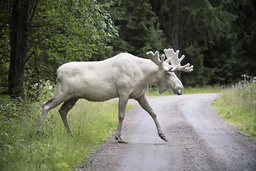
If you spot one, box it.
[166,72,174,77]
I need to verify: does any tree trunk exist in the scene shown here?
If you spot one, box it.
[170,2,179,51]
[8,0,30,98]
[170,1,182,78]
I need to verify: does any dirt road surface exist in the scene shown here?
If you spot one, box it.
[80,93,256,171]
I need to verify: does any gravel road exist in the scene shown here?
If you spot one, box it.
[80,93,256,171]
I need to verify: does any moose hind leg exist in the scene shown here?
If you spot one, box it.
[58,98,79,135]
[39,97,63,132]
[115,96,129,143]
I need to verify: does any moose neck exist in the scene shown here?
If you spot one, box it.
[139,59,165,86]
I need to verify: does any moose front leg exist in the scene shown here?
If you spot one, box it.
[115,95,129,143]
[136,95,167,142]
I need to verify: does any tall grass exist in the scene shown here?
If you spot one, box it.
[0,85,128,170]
[213,84,256,140]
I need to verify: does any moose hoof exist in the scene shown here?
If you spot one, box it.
[115,135,128,144]
[159,132,167,142]
[67,131,73,136]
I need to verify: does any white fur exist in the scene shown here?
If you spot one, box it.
[39,51,188,143]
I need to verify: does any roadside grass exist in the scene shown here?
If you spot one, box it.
[0,94,132,170]
[212,84,256,140]
[147,85,221,96]
[183,86,222,94]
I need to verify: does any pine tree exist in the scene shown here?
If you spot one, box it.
[110,0,166,57]
[151,0,236,85]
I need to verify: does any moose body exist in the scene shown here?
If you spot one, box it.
[39,49,193,143]
[57,53,159,101]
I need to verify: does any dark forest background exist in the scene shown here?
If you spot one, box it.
[1,0,255,99]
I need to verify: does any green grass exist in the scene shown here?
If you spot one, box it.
[147,85,221,96]
[212,84,256,140]
[0,95,130,171]
[183,86,222,94]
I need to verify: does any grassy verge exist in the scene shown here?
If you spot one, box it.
[183,86,222,94]
[147,85,221,96]
[212,84,256,140]
[0,95,130,170]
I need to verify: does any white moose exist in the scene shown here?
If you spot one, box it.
[39,48,193,143]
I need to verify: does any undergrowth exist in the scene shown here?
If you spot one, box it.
[213,84,256,140]
[0,84,127,170]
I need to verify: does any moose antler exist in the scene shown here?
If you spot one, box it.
[146,51,169,70]
[163,48,193,72]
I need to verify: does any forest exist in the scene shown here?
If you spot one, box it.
[0,0,256,99]
[1,1,256,170]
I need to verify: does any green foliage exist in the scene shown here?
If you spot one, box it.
[31,0,116,61]
[0,2,10,94]
[139,23,166,57]
[0,95,26,147]
[1,0,256,97]
[213,84,256,140]
[115,0,255,86]
[110,0,166,57]
[0,95,120,170]
[179,0,237,85]
[25,0,117,88]
[24,80,56,102]
[111,0,241,85]
[1,0,117,98]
